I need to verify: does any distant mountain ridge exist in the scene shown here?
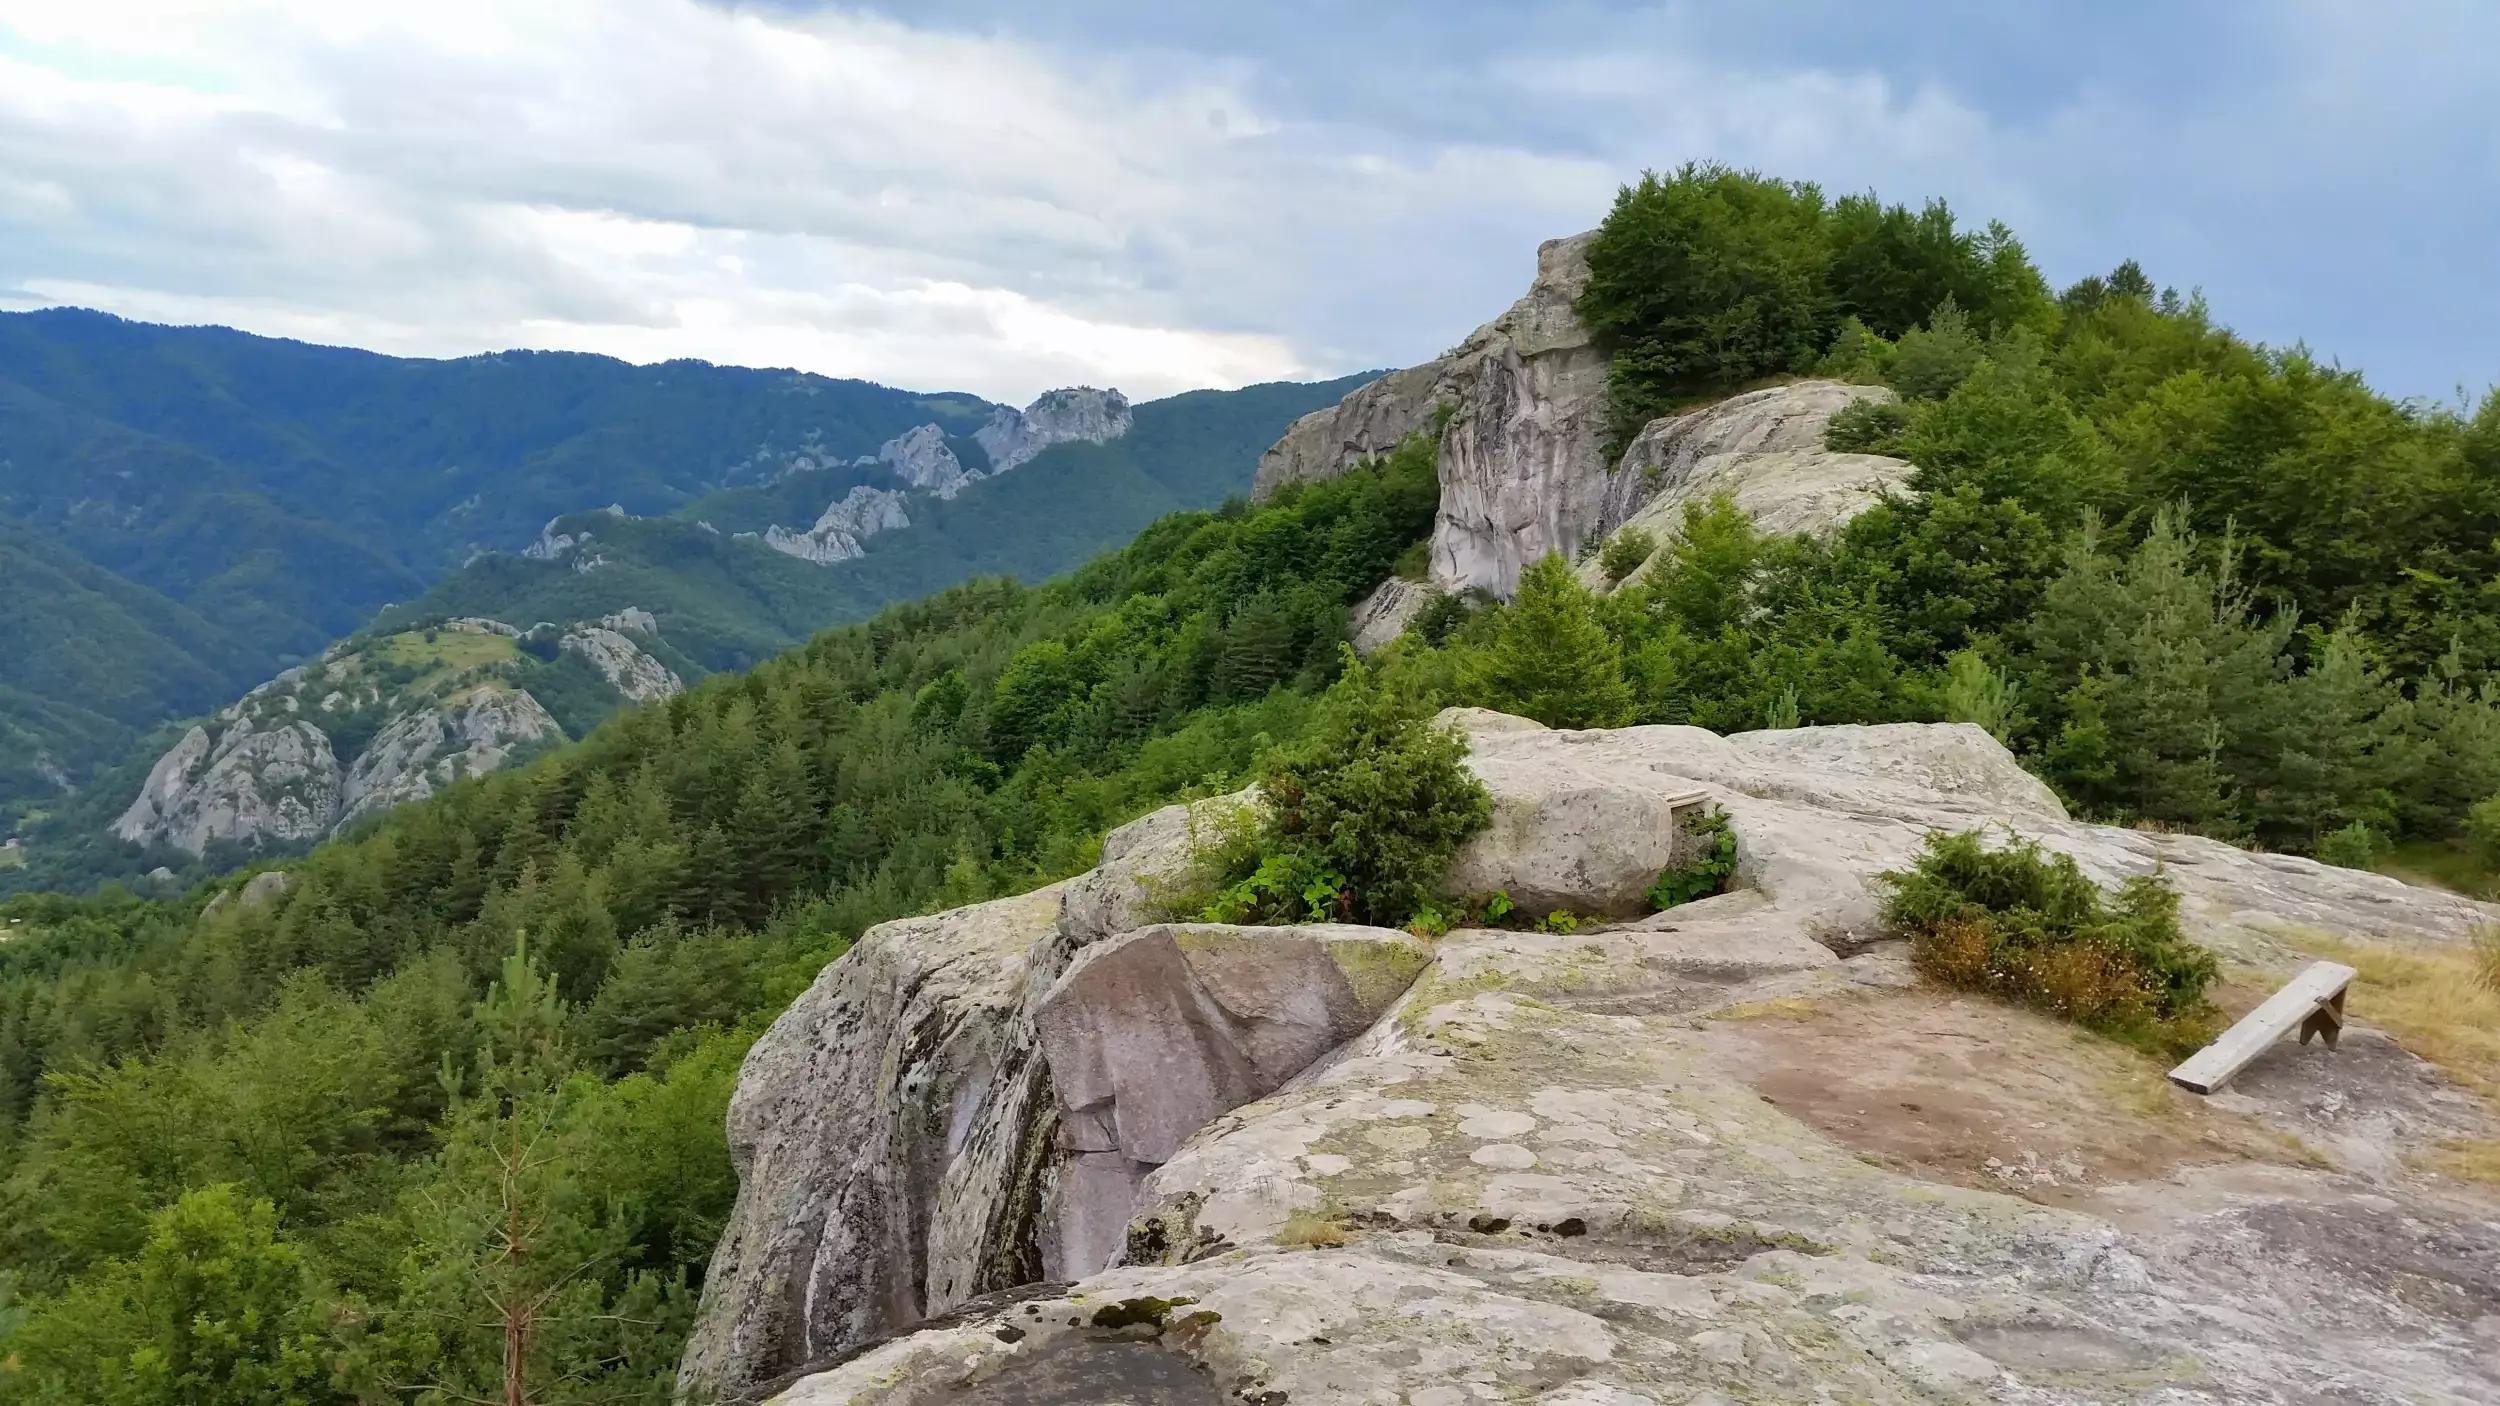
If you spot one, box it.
[0,307,1375,889]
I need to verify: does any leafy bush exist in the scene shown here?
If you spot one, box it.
[2314,821,2390,871]
[1199,650,1491,927]
[1647,807,1738,909]
[1599,528,1659,585]
[1879,828,2220,1054]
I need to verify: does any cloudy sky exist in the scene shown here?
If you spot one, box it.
[1,0,2492,405]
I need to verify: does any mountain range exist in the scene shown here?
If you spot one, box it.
[0,307,1371,889]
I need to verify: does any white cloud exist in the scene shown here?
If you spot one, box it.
[0,0,2490,403]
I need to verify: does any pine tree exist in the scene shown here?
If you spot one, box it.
[1467,554,1634,728]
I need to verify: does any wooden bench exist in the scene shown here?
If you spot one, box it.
[2166,960,2356,1095]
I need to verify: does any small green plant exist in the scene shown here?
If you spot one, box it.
[1532,909,1584,934]
[1647,807,1738,909]
[1940,649,2026,744]
[2314,821,2389,871]
[1762,685,1802,730]
[1599,527,1659,585]
[1879,828,2220,1056]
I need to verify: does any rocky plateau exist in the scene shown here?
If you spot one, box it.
[680,711,2500,1406]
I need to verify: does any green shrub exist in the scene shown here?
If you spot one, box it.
[2466,795,2500,867]
[1878,828,2219,1055]
[1824,396,1910,455]
[1599,528,1659,585]
[1464,555,1633,728]
[2314,821,2390,871]
[1199,649,1491,927]
[1647,807,1737,909]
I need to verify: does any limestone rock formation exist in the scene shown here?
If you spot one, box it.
[112,718,342,855]
[874,424,975,498]
[1347,576,1440,656]
[558,625,683,704]
[764,485,915,564]
[1258,234,1912,602]
[976,387,1133,474]
[694,713,2500,1406]
[336,687,561,830]
[113,609,669,855]
[521,503,627,561]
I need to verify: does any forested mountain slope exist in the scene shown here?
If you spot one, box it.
[0,168,2494,1404]
[0,308,1365,848]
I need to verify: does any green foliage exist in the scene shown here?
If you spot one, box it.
[4,1185,331,1405]
[1879,829,2220,1055]
[1822,395,1909,454]
[1646,808,1738,909]
[1939,649,2026,744]
[1464,554,1633,728]
[1888,296,1988,400]
[0,450,1435,1402]
[2314,822,2390,871]
[2468,796,2500,868]
[1598,528,1659,585]
[1201,651,1492,928]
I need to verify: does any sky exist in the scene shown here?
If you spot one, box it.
[0,0,2492,406]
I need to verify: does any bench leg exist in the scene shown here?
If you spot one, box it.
[2298,990,2346,1050]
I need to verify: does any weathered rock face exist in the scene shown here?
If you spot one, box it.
[680,793,1255,1402]
[765,484,916,564]
[337,687,562,830]
[1347,576,1440,656]
[1034,922,1431,1276]
[715,713,2500,1406]
[112,718,342,855]
[976,387,1133,474]
[874,424,974,498]
[1261,234,1913,603]
[558,625,683,704]
[113,610,665,855]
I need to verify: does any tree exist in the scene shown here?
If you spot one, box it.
[1465,555,1633,729]
[5,1185,333,1406]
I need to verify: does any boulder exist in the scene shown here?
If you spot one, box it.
[730,714,2500,1406]
[1035,922,1431,1276]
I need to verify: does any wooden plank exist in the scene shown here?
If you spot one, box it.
[2168,961,2356,1094]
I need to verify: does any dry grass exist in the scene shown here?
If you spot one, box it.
[2428,1138,2500,1186]
[2295,933,2500,1104]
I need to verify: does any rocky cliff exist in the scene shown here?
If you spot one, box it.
[1253,235,1908,603]
[112,610,681,856]
[681,714,2499,1405]
[762,388,1135,566]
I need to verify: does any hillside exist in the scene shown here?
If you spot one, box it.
[2,172,2497,1405]
[0,310,1367,840]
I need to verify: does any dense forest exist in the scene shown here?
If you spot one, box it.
[3,166,2496,1402]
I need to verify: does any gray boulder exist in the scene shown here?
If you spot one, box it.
[1346,576,1439,656]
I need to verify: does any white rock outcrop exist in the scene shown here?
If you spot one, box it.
[558,626,682,704]
[764,485,915,564]
[873,424,976,499]
[336,687,561,830]
[691,715,2500,1406]
[112,719,342,856]
[976,387,1133,474]
[1257,235,1912,601]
